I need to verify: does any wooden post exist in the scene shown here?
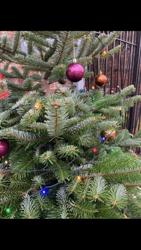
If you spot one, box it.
[128,31,141,133]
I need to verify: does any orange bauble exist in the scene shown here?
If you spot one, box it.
[95,71,108,87]
[104,130,116,141]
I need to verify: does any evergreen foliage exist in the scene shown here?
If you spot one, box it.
[1,31,141,218]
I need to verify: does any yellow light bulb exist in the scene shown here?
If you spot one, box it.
[100,50,107,58]
[123,213,128,218]
[76,176,82,182]
[34,101,43,110]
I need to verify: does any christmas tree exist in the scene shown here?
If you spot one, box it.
[1,31,141,218]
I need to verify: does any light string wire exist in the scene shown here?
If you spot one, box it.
[0,156,84,174]
[0,150,83,191]
[0,163,89,199]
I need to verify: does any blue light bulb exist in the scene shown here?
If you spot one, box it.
[39,187,49,197]
[99,136,106,143]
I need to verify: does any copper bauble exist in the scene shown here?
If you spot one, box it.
[95,71,108,87]
[104,130,116,141]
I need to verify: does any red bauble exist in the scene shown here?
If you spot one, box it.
[95,71,108,87]
[0,73,4,80]
[91,147,97,154]
[66,63,84,82]
[0,139,9,157]
[0,90,10,100]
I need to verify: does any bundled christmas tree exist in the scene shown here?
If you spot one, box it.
[1,31,141,218]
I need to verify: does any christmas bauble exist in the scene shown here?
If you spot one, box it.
[66,63,84,82]
[0,90,10,100]
[105,130,116,141]
[0,139,9,157]
[91,147,97,154]
[0,73,4,80]
[95,71,108,87]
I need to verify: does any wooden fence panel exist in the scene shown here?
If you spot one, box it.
[87,31,141,134]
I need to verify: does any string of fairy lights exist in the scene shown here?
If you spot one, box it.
[0,124,135,216]
[0,119,121,216]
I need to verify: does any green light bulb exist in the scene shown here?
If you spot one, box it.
[5,207,11,214]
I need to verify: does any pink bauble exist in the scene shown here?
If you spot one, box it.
[0,139,9,157]
[66,63,84,82]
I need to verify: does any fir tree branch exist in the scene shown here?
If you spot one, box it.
[81,167,141,178]
[12,32,21,53]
